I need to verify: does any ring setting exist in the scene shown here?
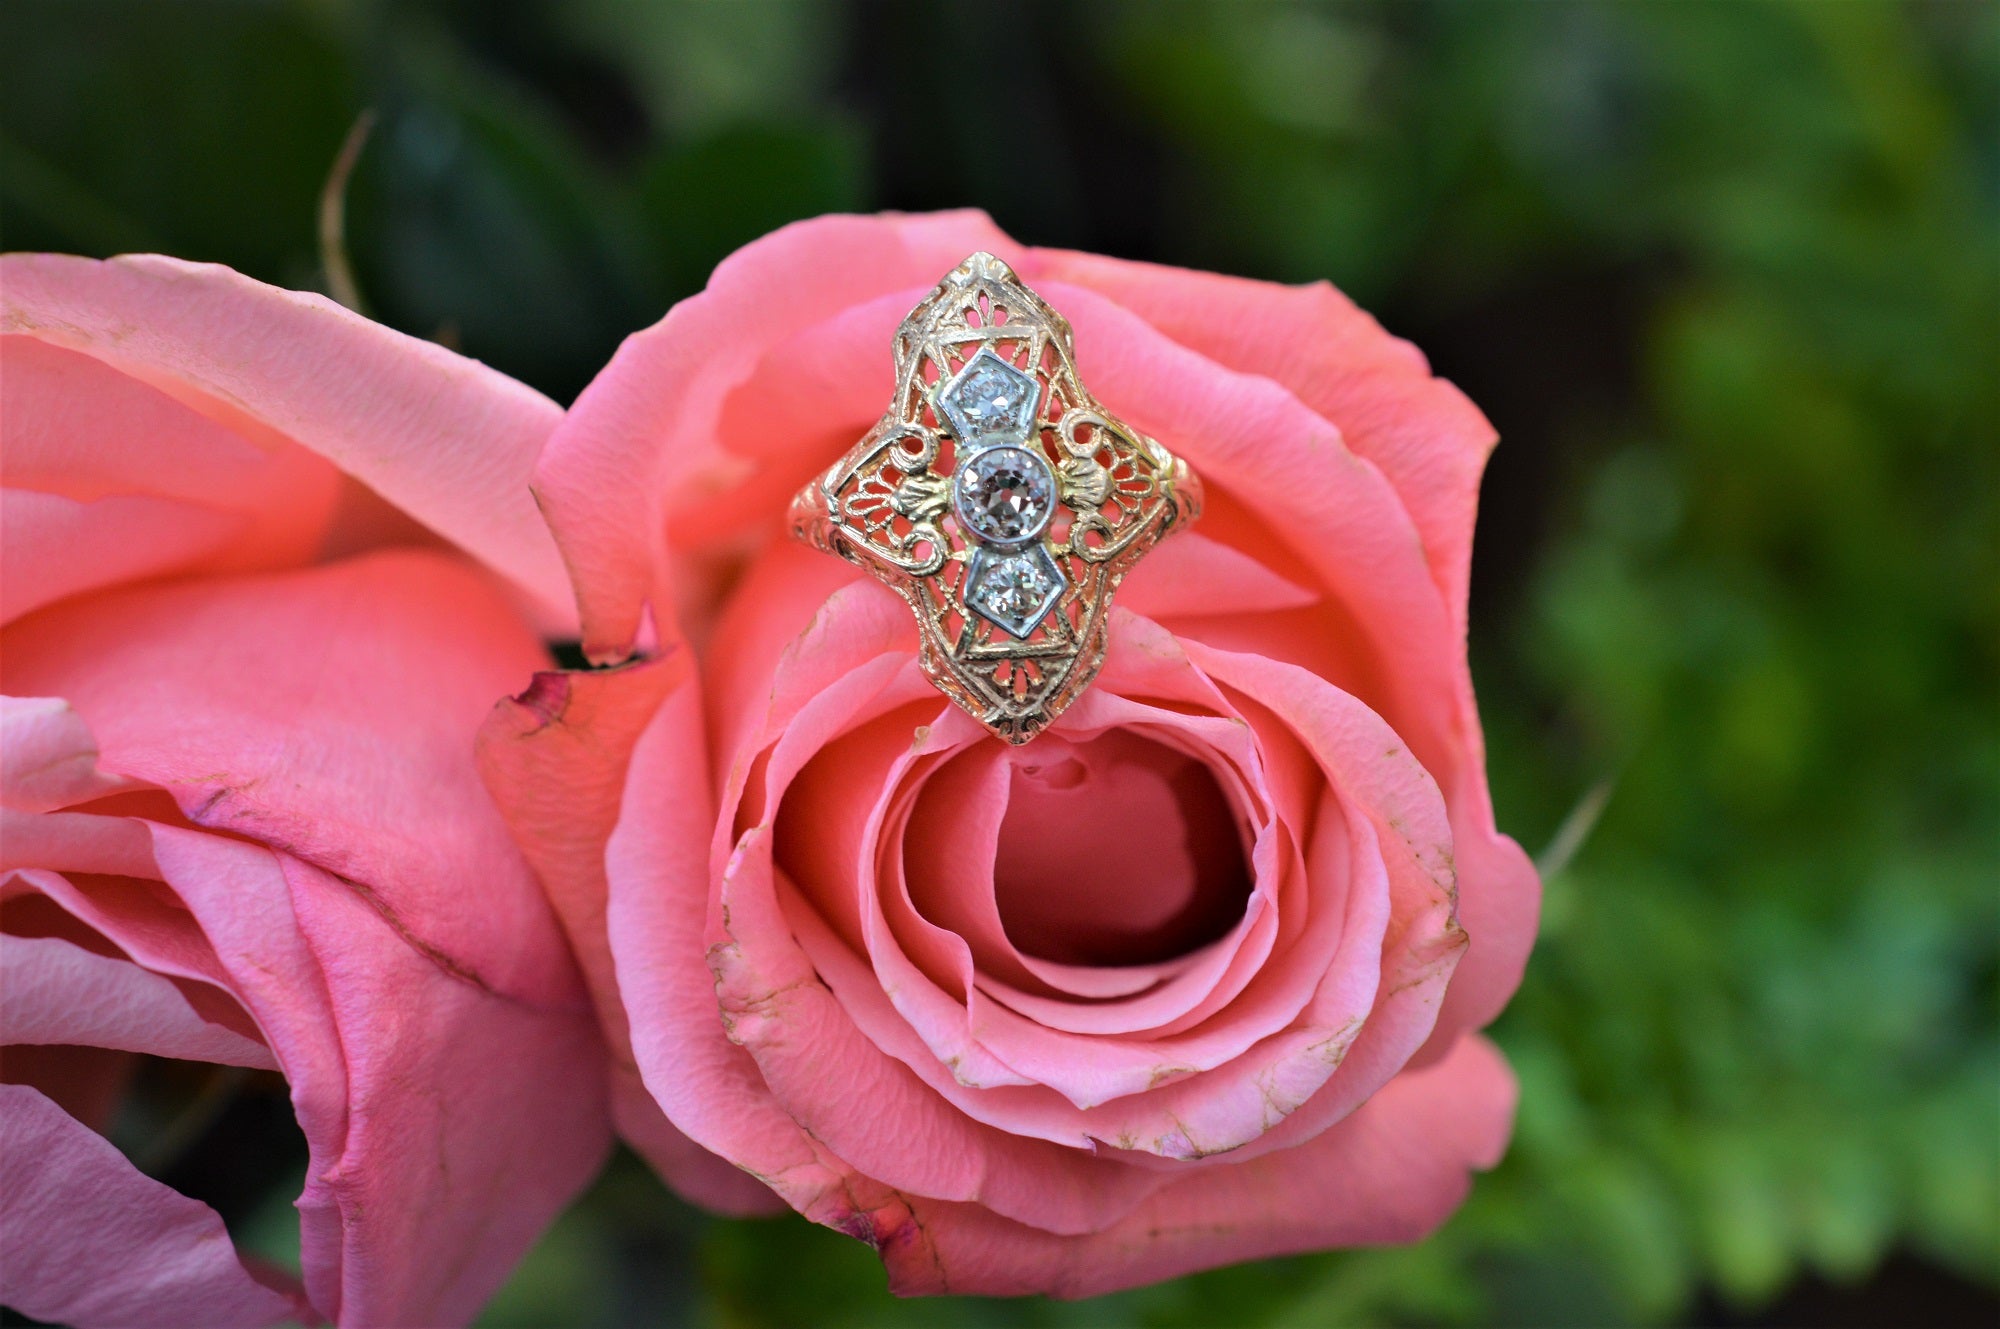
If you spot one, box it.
[790,252,1202,744]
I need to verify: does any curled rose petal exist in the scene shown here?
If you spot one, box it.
[0,1085,306,1328]
[1,253,574,633]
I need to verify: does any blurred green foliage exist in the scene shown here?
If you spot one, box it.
[3,1,1994,1325]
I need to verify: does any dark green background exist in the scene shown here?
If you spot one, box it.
[4,1,1995,1325]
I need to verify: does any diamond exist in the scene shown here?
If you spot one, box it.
[964,543,1066,638]
[954,446,1056,545]
[937,349,1040,450]
[978,559,1051,617]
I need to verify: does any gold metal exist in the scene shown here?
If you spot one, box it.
[790,251,1202,744]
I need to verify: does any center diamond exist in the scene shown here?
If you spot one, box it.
[954,446,1056,545]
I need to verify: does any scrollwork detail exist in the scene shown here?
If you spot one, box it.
[786,251,1203,742]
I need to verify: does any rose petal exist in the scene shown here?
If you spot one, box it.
[1116,531,1319,621]
[602,670,864,1226]
[0,696,133,812]
[480,658,785,1218]
[1,253,572,628]
[0,1083,304,1328]
[10,817,609,1326]
[0,489,246,626]
[1424,798,1541,1056]
[3,554,613,1323]
[278,850,610,1326]
[1041,280,1454,737]
[12,858,245,1001]
[0,552,575,1007]
[1030,248,1497,639]
[538,211,1022,658]
[1,934,275,1068]
[877,1034,1517,1298]
[0,334,342,622]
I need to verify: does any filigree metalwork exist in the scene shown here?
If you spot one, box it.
[790,251,1202,744]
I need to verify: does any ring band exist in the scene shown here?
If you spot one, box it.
[790,252,1202,744]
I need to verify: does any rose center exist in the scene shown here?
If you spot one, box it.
[992,732,1252,968]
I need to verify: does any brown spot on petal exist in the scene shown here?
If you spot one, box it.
[323,867,502,1000]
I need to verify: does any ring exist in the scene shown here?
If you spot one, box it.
[790,252,1202,744]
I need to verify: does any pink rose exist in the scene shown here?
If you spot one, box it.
[483,212,1541,1296]
[1,256,609,1326]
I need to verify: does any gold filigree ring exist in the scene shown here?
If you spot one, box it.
[789,252,1202,744]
